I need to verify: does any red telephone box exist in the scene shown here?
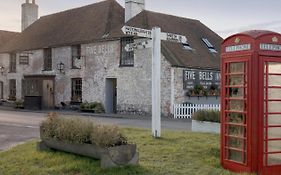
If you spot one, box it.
[221,30,281,175]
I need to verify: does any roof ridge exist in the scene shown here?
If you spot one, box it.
[142,10,200,22]
[40,0,113,19]
[0,30,20,34]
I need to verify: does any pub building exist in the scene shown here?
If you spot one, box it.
[0,0,222,116]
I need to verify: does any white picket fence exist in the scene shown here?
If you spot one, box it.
[173,103,221,119]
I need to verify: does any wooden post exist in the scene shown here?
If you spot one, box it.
[152,27,161,138]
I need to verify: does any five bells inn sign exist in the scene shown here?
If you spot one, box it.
[183,69,221,91]
[122,25,188,138]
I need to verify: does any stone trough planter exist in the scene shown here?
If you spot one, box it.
[191,120,220,134]
[37,128,139,168]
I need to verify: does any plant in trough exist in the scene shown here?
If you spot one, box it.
[91,125,127,147]
[192,110,220,123]
[41,113,128,147]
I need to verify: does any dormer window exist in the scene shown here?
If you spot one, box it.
[182,43,193,51]
[202,38,217,53]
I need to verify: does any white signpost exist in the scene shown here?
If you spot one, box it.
[122,25,187,138]
[125,40,152,52]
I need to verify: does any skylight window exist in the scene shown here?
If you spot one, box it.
[182,43,193,51]
[202,38,217,53]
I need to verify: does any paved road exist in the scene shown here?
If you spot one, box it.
[0,110,191,151]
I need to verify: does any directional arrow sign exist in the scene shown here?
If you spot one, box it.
[122,26,152,38]
[125,40,152,52]
[122,26,187,44]
[161,32,187,43]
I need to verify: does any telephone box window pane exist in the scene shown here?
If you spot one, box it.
[268,101,281,113]
[229,62,245,73]
[229,87,245,98]
[229,100,245,111]
[227,137,245,149]
[268,127,281,139]
[228,150,243,163]
[268,75,281,86]
[229,75,245,86]
[268,88,281,99]
[268,140,281,153]
[268,114,281,126]
[268,154,281,165]
[228,113,245,124]
[228,125,246,137]
[268,62,281,74]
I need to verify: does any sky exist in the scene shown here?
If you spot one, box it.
[0,0,281,38]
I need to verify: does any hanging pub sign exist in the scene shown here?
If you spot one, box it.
[19,53,29,65]
[183,69,221,95]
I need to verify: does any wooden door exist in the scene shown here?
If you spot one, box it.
[0,81,3,99]
[42,80,54,109]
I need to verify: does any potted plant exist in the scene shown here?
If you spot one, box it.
[209,84,219,96]
[37,113,139,168]
[191,110,220,134]
[15,100,24,109]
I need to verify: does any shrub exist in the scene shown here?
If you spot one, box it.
[192,110,220,123]
[41,113,127,147]
[15,100,24,109]
[93,102,105,113]
[91,125,127,147]
[41,113,93,144]
[80,102,105,113]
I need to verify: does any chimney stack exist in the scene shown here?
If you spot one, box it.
[125,0,145,22]
[21,0,38,31]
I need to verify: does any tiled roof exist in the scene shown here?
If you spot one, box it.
[0,30,19,50]
[0,0,124,53]
[110,10,222,69]
[0,0,222,69]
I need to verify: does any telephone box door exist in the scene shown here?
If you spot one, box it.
[260,57,281,174]
[221,57,251,172]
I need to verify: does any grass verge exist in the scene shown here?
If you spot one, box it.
[0,128,252,175]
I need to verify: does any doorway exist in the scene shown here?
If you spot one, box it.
[0,81,3,99]
[105,78,117,113]
[42,80,54,109]
[23,75,55,110]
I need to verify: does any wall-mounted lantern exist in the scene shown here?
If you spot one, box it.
[57,62,65,74]
[0,66,4,75]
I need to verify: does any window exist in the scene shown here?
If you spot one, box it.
[9,79,16,100]
[9,53,16,73]
[71,78,82,103]
[120,37,134,66]
[43,48,52,71]
[202,38,217,53]
[182,43,193,51]
[72,45,82,69]
[22,79,41,97]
